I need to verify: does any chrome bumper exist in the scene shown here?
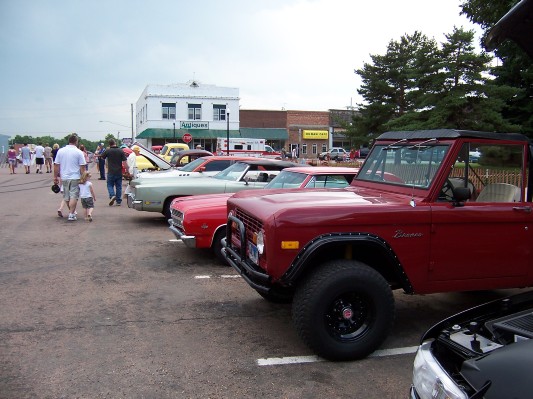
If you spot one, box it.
[168,218,197,248]
[127,194,143,211]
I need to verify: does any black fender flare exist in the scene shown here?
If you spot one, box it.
[281,232,414,294]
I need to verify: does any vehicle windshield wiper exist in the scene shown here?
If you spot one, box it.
[407,138,438,150]
[384,138,408,150]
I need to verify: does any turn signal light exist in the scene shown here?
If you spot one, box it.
[281,241,299,250]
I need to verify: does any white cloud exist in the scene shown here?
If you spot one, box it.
[0,0,481,140]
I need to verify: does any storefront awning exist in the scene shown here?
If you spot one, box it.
[137,127,288,140]
[239,128,288,140]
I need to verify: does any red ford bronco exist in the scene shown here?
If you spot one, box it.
[222,129,533,360]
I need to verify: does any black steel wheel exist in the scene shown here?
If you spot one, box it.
[292,260,395,361]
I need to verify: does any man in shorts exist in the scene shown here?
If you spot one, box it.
[20,143,31,174]
[34,142,45,173]
[53,135,86,221]
[44,143,53,173]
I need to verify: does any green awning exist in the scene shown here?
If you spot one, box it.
[137,127,288,140]
[239,128,288,140]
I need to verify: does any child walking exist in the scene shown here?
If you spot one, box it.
[79,171,96,221]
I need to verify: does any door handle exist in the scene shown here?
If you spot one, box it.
[513,206,532,213]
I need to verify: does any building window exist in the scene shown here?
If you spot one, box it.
[312,144,317,155]
[302,144,307,155]
[188,104,202,120]
[162,103,176,120]
[322,144,327,153]
[213,105,226,121]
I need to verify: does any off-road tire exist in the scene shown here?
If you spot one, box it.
[292,260,395,361]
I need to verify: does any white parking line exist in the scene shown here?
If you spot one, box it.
[256,346,418,366]
[257,355,323,366]
[194,274,241,279]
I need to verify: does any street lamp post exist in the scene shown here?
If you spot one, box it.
[226,108,230,156]
[173,122,176,143]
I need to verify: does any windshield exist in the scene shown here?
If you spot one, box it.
[265,171,307,189]
[179,157,206,172]
[357,142,450,189]
[212,162,249,181]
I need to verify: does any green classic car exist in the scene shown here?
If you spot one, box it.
[127,159,298,218]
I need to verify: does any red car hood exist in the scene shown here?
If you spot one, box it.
[172,192,233,210]
[229,186,416,221]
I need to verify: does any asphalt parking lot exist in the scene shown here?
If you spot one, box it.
[0,163,523,398]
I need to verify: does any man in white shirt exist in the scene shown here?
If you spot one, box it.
[127,145,140,180]
[53,135,86,221]
[20,143,31,174]
[34,142,45,173]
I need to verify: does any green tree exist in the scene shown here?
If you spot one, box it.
[354,32,438,133]
[461,0,533,136]
[352,32,439,138]
[389,28,519,131]
[354,28,520,134]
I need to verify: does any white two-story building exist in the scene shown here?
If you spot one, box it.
[135,80,241,151]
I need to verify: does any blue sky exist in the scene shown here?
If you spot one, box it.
[0,0,481,141]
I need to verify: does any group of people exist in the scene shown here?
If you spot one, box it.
[53,135,128,221]
[7,142,56,175]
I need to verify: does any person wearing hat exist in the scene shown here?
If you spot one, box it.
[95,142,106,180]
[127,145,141,180]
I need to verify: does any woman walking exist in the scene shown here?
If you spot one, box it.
[7,145,17,174]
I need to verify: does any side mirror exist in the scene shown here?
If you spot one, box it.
[199,166,206,173]
[452,187,471,206]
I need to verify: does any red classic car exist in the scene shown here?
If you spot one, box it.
[168,166,359,263]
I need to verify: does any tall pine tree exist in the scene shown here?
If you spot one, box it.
[353,28,519,134]
[461,0,533,136]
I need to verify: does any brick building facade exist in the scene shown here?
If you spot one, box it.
[240,109,335,159]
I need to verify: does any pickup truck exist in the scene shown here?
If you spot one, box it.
[222,129,533,361]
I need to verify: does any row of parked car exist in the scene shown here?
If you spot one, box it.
[123,3,533,396]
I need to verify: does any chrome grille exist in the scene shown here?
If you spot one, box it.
[170,209,184,229]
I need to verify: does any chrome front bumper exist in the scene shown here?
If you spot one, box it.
[127,194,143,211]
[168,218,197,248]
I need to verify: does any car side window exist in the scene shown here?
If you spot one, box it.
[204,160,231,172]
[306,175,349,188]
[439,143,523,202]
